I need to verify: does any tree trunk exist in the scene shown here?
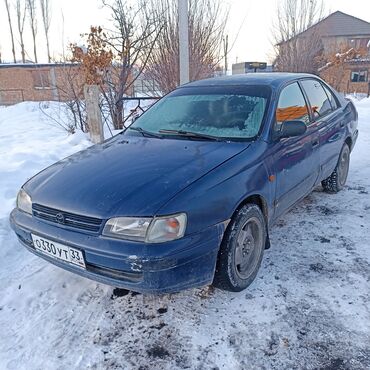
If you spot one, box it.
[20,38,26,63]
[32,30,38,63]
[113,99,124,130]
[4,0,17,63]
[16,0,26,63]
[46,38,51,62]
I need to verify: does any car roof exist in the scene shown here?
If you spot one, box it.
[181,72,317,89]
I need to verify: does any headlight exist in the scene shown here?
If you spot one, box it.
[16,189,32,215]
[102,213,187,243]
[146,213,187,243]
[102,217,152,241]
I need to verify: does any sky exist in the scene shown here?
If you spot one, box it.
[1,0,370,66]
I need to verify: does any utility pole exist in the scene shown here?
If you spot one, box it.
[178,0,189,85]
[223,35,229,75]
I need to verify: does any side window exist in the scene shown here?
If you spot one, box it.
[276,82,310,130]
[322,84,338,110]
[301,79,333,119]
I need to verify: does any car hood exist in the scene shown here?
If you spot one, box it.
[25,134,249,218]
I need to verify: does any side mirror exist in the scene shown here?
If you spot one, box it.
[278,120,307,139]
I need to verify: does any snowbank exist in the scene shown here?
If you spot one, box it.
[0,99,369,369]
[0,102,91,219]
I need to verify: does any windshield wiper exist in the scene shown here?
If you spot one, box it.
[128,126,163,139]
[158,129,224,141]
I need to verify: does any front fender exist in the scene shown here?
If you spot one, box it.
[157,141,274,235]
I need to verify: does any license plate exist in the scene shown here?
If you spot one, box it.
[31,234,86,268]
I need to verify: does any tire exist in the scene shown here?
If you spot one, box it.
[213,204,266,292]
[322,143,350,193]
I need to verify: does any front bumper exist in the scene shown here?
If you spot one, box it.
[9,209,225,294]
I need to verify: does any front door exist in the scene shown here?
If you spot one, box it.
[272,82,320,218]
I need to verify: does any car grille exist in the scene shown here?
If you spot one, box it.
[32,204,103,232]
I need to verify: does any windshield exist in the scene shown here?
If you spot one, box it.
[130,85,271,140]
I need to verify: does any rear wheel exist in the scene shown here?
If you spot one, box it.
[213,204,266,292]
[322,143,350,193]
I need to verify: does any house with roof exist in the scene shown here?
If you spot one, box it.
[309,11,370,52]
[283,11,370,94]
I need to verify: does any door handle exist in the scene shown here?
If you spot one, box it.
[312,139,319,148]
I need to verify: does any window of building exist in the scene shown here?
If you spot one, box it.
[300,79,333,119]
[276,82,310,128]
[31,70,51,89]
[351,70,368,83]
[348,38,370,50]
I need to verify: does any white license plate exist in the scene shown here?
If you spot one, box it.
[31,234,86,269]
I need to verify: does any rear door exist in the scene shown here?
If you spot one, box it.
[300,79,345,180]
[272,82,320,218]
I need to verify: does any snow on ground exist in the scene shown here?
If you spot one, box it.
[0,99,369,370]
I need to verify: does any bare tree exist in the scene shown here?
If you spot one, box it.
[273,0,325,73]
[60,9,66,60]
[98,0,164,129]
[318,46,368,92]
[53,64,87,133]
[26,0,38,62]
[4,0,17,63]
[16,0,27,63]
[40,0,51,62]
[145,0,228,93]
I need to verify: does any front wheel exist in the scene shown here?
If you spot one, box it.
[213,204,266,292]
[322,143,350,193]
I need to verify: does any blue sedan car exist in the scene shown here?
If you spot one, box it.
[10,73,358,293]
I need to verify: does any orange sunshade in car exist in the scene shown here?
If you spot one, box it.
[276,106,308,122]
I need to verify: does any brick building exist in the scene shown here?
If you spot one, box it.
[0,63,83,105]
